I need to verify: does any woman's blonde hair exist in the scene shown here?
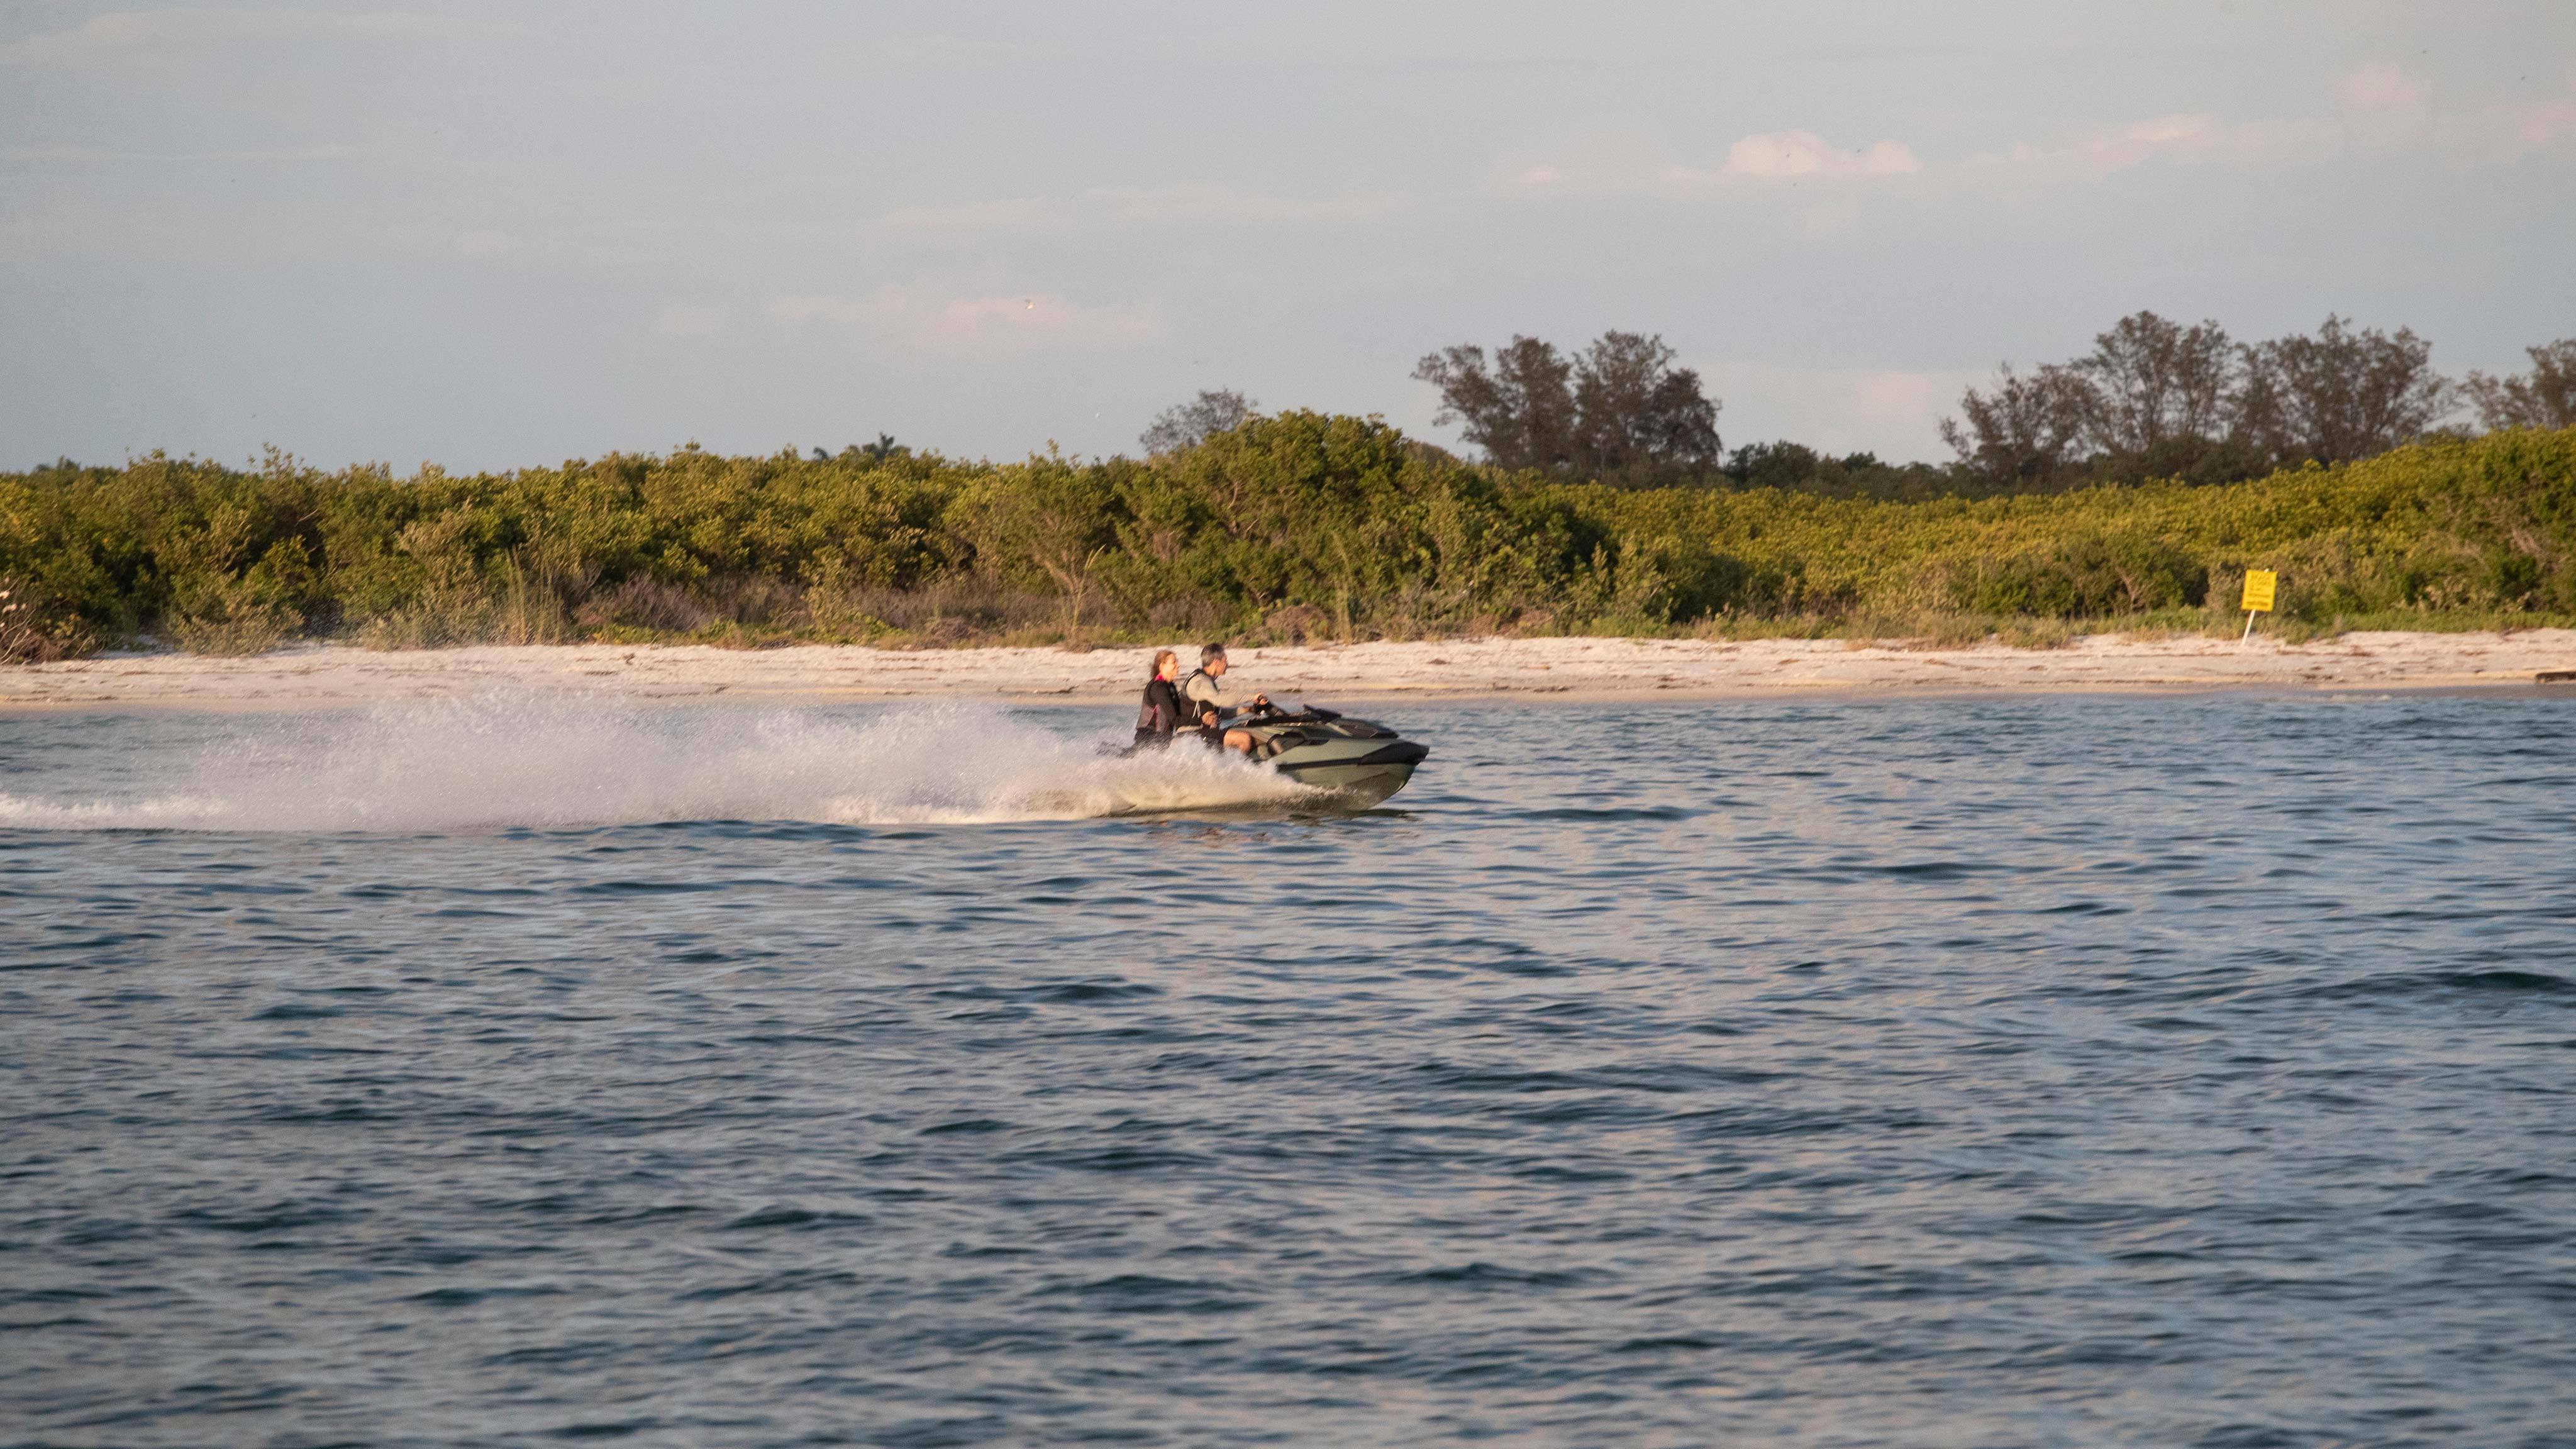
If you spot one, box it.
[1150,648,1177,678]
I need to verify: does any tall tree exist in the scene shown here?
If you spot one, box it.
[2464,340,2576,432]
[1941,363,2095,489]
[1139,390,1256,455]
[1416,331,1719,482]
[2241,316,2455,464]
[2074,311,2240,455]
[1413,337,1577,472]
[1571,331,1723,480]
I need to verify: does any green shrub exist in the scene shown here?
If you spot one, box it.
[3,425,2569,653]
[0,576,94,663]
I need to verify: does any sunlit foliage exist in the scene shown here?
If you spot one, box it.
[3,418,2570,657]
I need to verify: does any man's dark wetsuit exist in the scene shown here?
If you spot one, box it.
[1133,676,1187,747]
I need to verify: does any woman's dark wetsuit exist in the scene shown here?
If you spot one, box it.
[1133,676,1187,748]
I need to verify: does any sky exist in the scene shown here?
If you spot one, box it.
[3,1,2573,472]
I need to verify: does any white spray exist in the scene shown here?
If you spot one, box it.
[0,697,1316,831]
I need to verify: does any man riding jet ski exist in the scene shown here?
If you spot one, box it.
[1180,642,1267,756]
[1131,643,1428,804]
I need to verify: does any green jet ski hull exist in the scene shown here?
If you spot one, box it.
[1235,707,1428,806]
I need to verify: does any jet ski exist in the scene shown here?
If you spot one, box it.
[1235,704,1428,804]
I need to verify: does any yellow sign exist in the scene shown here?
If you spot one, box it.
[2241,569,2277,613]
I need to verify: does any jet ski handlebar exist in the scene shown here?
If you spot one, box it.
[1247,702,1340,723]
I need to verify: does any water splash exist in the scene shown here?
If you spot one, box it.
[0,697,1314,831]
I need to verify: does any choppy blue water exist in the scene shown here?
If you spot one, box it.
[4,693,2573,1448]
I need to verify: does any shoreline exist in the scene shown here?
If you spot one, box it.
[5,631,2575,714]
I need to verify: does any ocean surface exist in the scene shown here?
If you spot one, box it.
[3,691,2572,1448]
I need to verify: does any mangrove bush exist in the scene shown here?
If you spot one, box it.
[4,417,2571,657]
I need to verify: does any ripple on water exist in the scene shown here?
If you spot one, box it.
[1,694,2572,1446]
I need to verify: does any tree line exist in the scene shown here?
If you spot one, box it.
[1405,318,2576,499]
[4,413,2570,662]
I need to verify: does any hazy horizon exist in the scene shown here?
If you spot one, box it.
[4,1,2572,472]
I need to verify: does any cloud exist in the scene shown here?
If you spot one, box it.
[1496,130,1919,238]
[1499,61,2574,221]
[1721,130,1921,180]
[1503,61,2573,209]
[0,8,508,65]
[2340,64,2429,117]
[2433,96,2576,167]
[1965,111,2339,182]
[1970,62,2576,183]
[2346,59,2576,167]
[1501,129,1919,203]
[878,185,1402,234]
[768,286,1162,355]
[1499,133,1714,199]
[2333,59,2573,167]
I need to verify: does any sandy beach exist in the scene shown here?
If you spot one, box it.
[6,630,2573,713]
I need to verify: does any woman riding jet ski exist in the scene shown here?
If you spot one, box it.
[1131,645,1428,804]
